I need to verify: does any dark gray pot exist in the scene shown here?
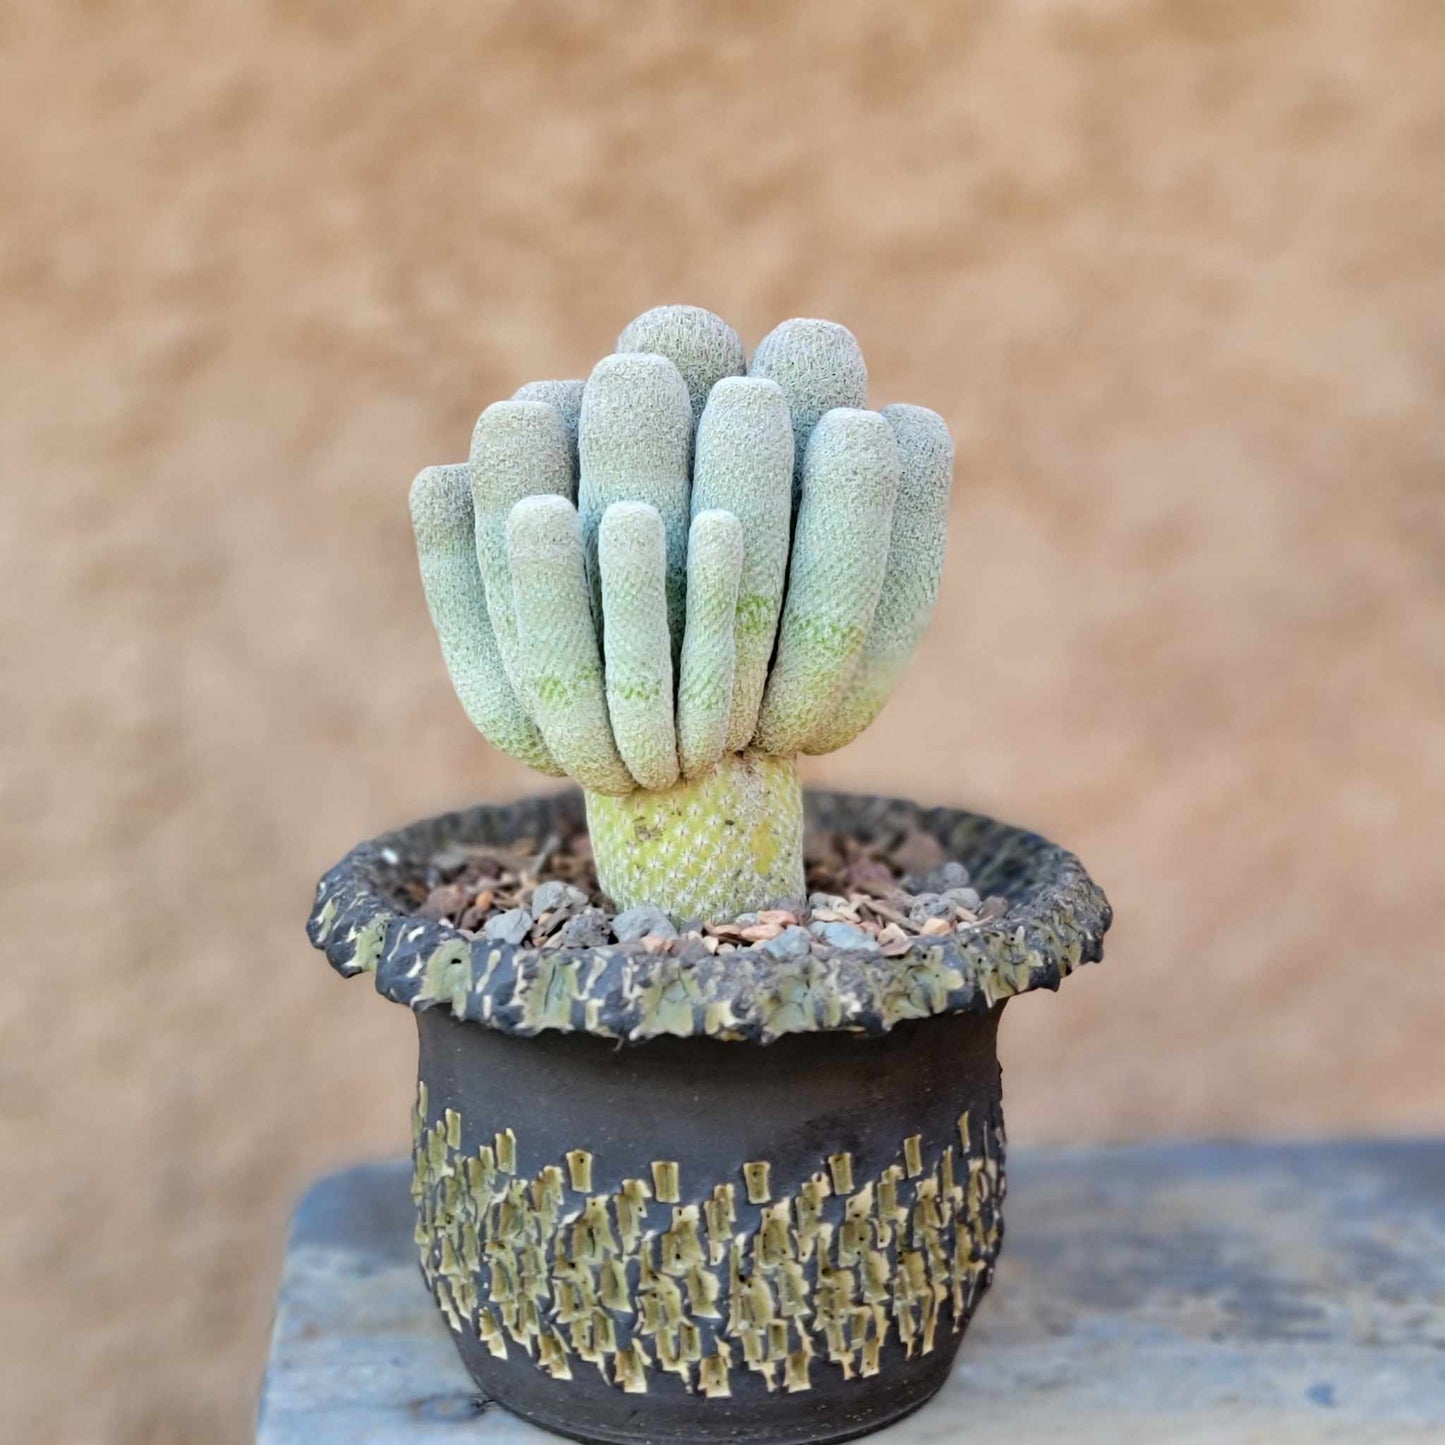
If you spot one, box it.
[308,790,1110,1445]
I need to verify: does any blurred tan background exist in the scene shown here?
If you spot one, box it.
[3,1,1442,1440]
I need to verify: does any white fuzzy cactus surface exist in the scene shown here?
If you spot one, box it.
[410,306,953,921]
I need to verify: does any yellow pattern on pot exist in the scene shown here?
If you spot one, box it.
[410,1084,1005,1397]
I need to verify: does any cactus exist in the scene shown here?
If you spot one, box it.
[411,308,953,921]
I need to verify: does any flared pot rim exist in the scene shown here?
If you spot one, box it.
[306,788,1111,1045]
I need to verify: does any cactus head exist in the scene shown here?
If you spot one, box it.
[410,307,953,920]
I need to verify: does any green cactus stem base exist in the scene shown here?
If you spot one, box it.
[584,750,804,921]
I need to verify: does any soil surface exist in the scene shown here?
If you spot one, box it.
[393,822,1010,958]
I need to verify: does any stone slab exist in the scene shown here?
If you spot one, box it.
[257,1141,1445,1443]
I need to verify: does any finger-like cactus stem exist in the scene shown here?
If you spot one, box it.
[803,404,954,754]
[748,318,868,505]
[512,379,584,460]
[753,409,900,755]
[691,377,794,752]
[585,750,804,921]
[409,465,561,775]
[677,510,744,778]
[578,353,693,654]
[599,501,679,790]
[470,401,574,702]
[506,495,634,796]
[617,304,746,424]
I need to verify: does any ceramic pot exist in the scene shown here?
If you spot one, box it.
[308,790,1110,1445]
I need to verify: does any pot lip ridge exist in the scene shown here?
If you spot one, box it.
[306,788,1111,1045]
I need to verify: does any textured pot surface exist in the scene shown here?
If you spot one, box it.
[308,789,1111,1043]
[309,789,1111,1444]
[412,1005,1005,1445]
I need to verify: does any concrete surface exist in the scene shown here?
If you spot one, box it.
[258,1142,1445,1443]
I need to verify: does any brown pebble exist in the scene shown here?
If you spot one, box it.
[879,929,913,957]
[863,899,921,933]
[739,922,783,942]
[842,857,897,896]
[418,882,471,920]
[892,828,947,877]
[705,922,749,940]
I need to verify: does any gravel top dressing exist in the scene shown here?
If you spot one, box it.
[391,817,1012,962]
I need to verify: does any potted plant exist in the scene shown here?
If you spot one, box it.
[307,305,1111,1445]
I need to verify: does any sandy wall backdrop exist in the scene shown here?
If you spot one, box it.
[3,2,1442,1440]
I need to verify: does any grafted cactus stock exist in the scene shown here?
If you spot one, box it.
[410,306,954,920]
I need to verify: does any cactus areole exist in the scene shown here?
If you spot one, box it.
[309,307,1111,1445]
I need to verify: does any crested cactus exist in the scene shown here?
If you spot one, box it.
[411,305,954,921]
